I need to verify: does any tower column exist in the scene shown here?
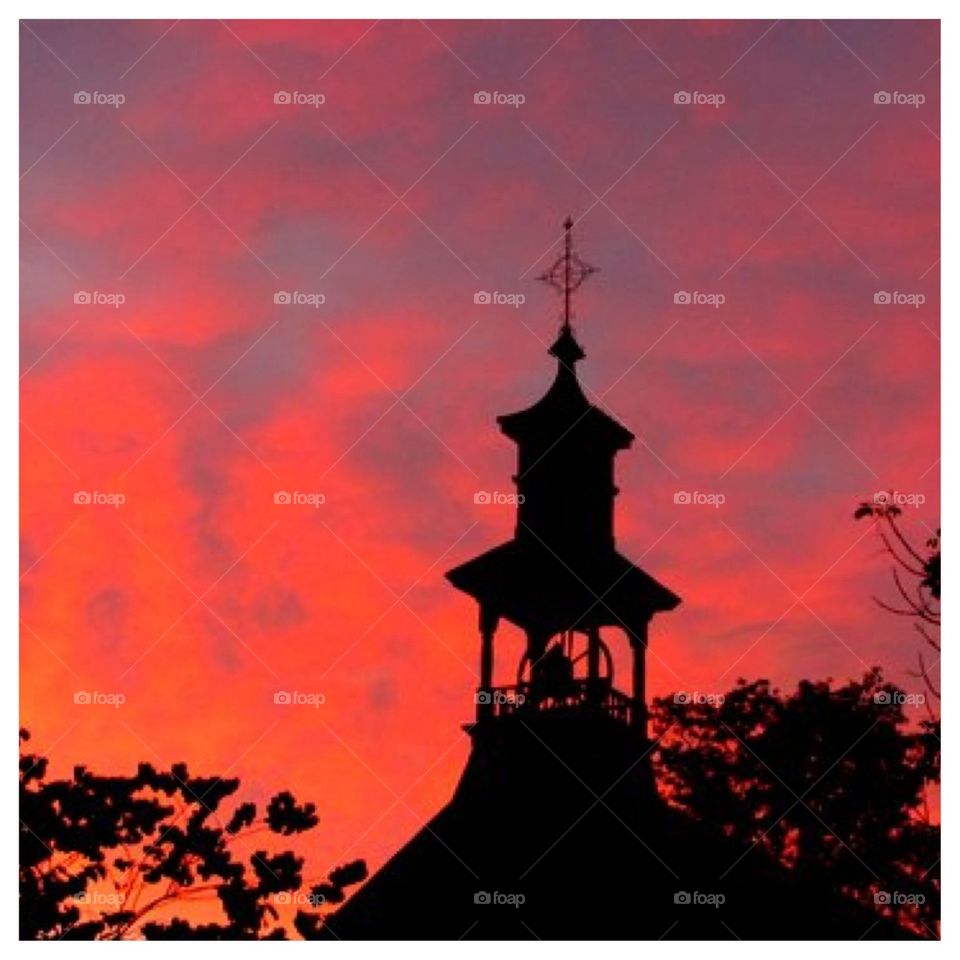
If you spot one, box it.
[586,626,602,705]
[627,621,649,734]
[478,605,499,721]
[525,628,552,704]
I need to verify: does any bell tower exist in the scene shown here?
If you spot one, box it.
[446,218,680,737]
[326,222,907,943]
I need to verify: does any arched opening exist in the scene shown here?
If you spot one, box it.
[515,629,613,687]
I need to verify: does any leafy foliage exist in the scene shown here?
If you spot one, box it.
[651,673,939,937]
[19,729,366,939]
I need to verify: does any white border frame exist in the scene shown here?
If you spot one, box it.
[6,2,949,952]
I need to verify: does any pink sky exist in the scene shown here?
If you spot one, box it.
[21,19,939,886]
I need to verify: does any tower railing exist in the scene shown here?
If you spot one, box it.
[478,679,633,725]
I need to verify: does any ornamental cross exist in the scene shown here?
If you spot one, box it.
[537,216,598,330]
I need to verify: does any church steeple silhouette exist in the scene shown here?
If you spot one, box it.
[447,217,679,736]
[325,220,690,939]
[324,221,906,941]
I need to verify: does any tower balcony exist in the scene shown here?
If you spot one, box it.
[475,678,634,726]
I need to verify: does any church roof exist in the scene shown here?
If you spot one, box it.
[325,711,912,940]
[497,327,634,450]
[446,538,680,634]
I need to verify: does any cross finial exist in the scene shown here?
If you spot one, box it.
[537,216,598,334]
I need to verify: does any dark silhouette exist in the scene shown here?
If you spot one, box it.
[653,673,940,938]
[448,217,679,736]
[325,221,936,939]
[19,729,365,939]
[855,497,940,712]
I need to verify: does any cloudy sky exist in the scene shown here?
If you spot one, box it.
[21,19,938,893]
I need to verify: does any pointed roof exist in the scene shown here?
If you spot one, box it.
[497,328,633,449]
[498,217,632,448]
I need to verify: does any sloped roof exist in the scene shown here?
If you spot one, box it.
[497,330,633,450]
[324,713,914,940]
[446,538,680,633]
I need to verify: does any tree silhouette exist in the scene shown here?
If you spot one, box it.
[19,729,366,940]
[650,672,939,938]
[855,497,940,710]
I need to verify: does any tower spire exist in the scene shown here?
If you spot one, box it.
[537,216,597,367]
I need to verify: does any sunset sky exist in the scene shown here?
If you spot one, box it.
[20,19,939,893]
